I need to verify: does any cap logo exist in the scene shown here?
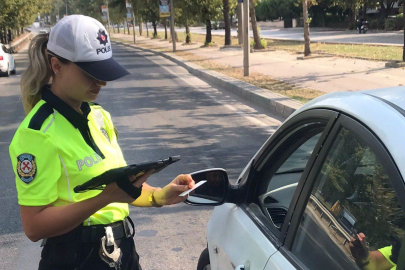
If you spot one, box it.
[16,154,37,184]
[97,29,108,46]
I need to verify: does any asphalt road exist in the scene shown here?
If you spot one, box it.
[0,41,282,269]
[180,26,405,46]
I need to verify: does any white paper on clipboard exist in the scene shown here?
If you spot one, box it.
[179,180,207,197]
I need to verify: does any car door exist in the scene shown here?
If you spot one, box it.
[265,114,405,270]
[207,109,338,270]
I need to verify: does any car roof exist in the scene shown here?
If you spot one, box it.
[291,87,405,182]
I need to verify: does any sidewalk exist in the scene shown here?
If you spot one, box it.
[111,33,405,94]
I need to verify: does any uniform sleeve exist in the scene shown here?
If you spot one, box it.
[101,109,127,167]
[9,128,61,206]
[378,246,396,268]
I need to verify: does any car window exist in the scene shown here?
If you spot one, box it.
[1,45,7,53]
[253,125,325,232]
[291,127,404,270]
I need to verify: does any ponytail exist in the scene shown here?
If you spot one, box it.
[20,33,52,115]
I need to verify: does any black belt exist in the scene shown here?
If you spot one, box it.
[41,216,135,246]
[81,216,135,244]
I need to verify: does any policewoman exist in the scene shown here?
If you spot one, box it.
[9,15,194,270]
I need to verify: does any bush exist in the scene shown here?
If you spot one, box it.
[394,17,404,30]
[251,38,268,49]
[369,19,378,30]
[384,17,403,31]
[385,18,396,30]
[261,38,267,49]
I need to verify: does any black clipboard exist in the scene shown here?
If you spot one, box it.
[74,156,180,193]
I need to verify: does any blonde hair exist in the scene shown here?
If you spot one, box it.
[20,33,53,114]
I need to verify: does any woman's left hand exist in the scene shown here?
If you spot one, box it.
[155,174,195,206]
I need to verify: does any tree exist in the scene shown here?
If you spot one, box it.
[249,0,263,49]
[177,0,199,43]
[380,0,399,19]
[303,0,311,56]
[223,0,231,45]
[139,0,159,37]
[198,0,222,45]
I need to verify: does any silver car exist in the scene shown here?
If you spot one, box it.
[188,88,405,270]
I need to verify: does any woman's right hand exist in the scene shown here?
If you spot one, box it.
[349,233,370,264]
[100,169,154,204]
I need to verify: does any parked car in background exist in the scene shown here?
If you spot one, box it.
[211,21,219,30]
[39,28,50,34]
[0,43,15,77]
[218,21,225,29]
[189,88,405,270]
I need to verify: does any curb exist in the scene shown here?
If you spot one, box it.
[114,40,303,119]
[9,32,32,52]
[385,61,405,68]
[297,54,333,60]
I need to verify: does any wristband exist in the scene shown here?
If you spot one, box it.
[149,188,163,207]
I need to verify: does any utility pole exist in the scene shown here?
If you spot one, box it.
[170,0,176,52]
[243,0,249,76]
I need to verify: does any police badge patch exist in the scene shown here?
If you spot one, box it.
[16,154,37,184]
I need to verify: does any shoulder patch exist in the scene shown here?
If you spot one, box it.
[16,154,37,184]
[28,103,54,131]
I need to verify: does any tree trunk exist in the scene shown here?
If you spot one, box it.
[302,0,311,56]
[152,21,157,38]
[205,19,212,45]
[164,19,168,39]
[223,0,231,45]
[139,22,143,36]
[185,20,191,43]
[249,0,263,49]
[146,22,149,37]
[237,3,243,45]
[117,23,120,34]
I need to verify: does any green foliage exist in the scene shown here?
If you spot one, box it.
[255,0,300,21]
[0,0,53,30]
[260,38,267,49]
[384,17,403,31]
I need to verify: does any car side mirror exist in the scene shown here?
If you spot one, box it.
[184,168,229,206]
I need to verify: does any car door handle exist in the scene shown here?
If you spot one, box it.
[235,265,245,270]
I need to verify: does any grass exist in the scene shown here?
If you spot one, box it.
[265,39,403,61]
[112,35,323,103]
[119,28,403,61]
